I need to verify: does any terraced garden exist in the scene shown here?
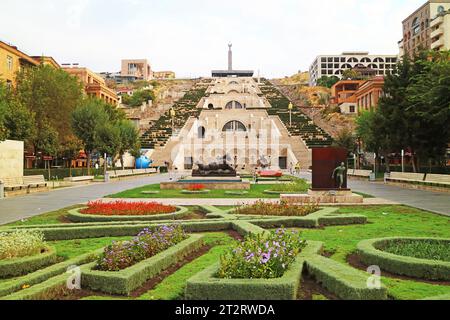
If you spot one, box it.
[0,201,448,301]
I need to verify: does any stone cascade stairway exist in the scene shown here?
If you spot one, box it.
[259,79,333,149]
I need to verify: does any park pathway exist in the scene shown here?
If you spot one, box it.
[0,174,174,225]
[0,172,448,226]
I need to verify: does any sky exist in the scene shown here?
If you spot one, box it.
[0,0,426,78]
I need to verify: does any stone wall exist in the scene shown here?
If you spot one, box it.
[0,140,24,179]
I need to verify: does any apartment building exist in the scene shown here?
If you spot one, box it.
[0,40,39,87]
[121,59,152,81]
[309,52,397,86]
[63,66,118,105]
[400,0,450,57]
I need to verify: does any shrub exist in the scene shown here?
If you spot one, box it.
[0,230,47,260]
[80,200,177,216]
[187,184,206,192]
[233,200,318,217]
[269,178,310,192]
[218,228,306,279]
[96,225,187,271]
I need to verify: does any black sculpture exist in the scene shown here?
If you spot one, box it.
[192,156,237,177]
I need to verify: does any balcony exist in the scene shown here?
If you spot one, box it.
[430,15,444,28]
[430,27,444,39]
[431,38,444,50]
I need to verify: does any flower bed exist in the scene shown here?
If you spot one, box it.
[233,201,319,217]
[357,237,450,280]
[0,230,56,278]
[96,225,187,271]
[67,206,189,223]
[181,184,210,194]
[219,228,306,279]
[80,201,177,216]
[82,234,204,295]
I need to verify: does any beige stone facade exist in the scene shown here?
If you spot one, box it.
[0,140,24,180]
[150,77,312,172]
[401,0,450,57]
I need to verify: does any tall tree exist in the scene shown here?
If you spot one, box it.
[316,76,340,88]
[71,98,109,175]
[95,123,121,175]
[116,120,140,170]
[15,64,83,148]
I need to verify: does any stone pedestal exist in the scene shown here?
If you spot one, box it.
[281,189,363,204]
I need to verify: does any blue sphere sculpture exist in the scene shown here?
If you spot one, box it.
[136,156,152,169]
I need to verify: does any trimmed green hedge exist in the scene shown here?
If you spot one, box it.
[5,220,232,241]
[305,255,387,300]
[421,293,450,300]
[230,221,268,237]
[2,273,69,300]
[66,206,189,223]
[82,234,204,295]
[0,247,57,279]
[0,250,101,298]
[357,237,450,281]
[185,241,322,300]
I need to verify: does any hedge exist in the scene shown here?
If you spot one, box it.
[185,241,323,300]
[4,220,232,241]
[0,249,101,298]
[305,255,387,300]
[0,247,57,279]
[230,221,268,237]
[357,237,450,281]
[82,234,204,295]
[2,273,70,300]
[66,206,189,223]
[421,293,450,300]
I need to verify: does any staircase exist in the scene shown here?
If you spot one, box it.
[259,79,333,149]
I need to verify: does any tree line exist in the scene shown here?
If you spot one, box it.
[0,65,141,175]
[355,50,450,172]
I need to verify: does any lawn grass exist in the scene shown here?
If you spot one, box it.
[50,236,131,260]
[106,183,287,199]
[4,205,84,227]
[292,205,450,300]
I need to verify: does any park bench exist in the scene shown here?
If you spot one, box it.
[385,172,425,184]
[23,175,48,188]
[1,177,27,190]
[348,169,372,178]
[424,174,450,187]
[64,176,94,182]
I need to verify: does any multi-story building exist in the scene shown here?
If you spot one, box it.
[355,76,385,113]
[63,66,118,105]
[401,0,450,57]
[121,59,152,81]
[430,7,450,50]
[0,40,39,87]
[330,80,365,114]
[309,52,397,86]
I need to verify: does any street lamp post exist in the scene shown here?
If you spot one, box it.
[401,149,405,173]
[288,102,293,127]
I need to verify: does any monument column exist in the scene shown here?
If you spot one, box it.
[228,43,233,71]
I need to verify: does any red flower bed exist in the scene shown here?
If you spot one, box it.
[80,201,177,216]
[187,184,206,191]
[258,170,283,178]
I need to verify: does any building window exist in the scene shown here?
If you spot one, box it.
[6,56,13,71]
[222,121,247,132]
[198,126,206,139]
[349,105,355,113]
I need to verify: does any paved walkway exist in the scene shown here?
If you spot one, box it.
[0,174,173,225]
[0,172,448,226]
[295,172,449,216]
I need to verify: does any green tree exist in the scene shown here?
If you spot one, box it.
[342,69,362,80]
[95,123,121,175]
[332,128,356,153]
[15,64,83,147]
[116,120,140,170]
[71,98,109,175]
[0,81,36,144]
[35,122,59,177]
[316,76,339,88]
[60,135,83,177]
